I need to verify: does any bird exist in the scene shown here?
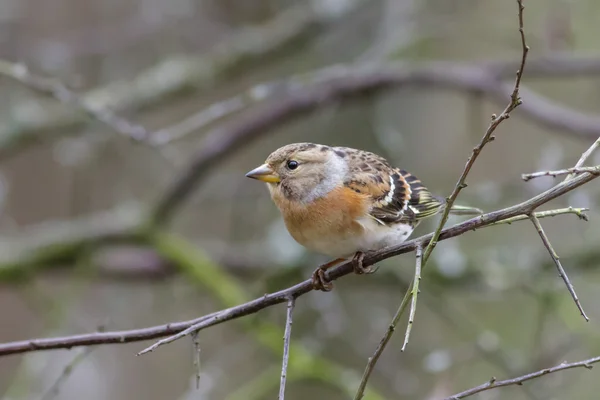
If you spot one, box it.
[245,143,482,291]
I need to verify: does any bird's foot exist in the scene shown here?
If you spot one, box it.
[352,252,378,275]
[311,258,344,292]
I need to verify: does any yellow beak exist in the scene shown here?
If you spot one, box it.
[245,163,280,183]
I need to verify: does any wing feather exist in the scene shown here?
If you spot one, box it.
[341,153,443,226]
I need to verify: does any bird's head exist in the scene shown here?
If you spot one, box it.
[245,143,347,203]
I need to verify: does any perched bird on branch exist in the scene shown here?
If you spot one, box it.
[246,143,481,291]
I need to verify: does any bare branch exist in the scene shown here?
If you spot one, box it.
[0,169,591,358]
[445,356,600,399]
[401,245,423,352]
[523,166,600,181]
[278,297,296,400]
[0,61,150,144]
[149,96,247,146]
[0,4,328,149]
[488,207,589,226]
[529,214,588,321]
[422,0,529,267]
[0,206,143,280]
[192,333,201,389]
[565,136,600,181]
[484,53,600,79]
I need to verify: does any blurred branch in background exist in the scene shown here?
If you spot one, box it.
[0,205,143,281]
[0,2,343,157]
[0,60,151,148]
[3,56,600,162]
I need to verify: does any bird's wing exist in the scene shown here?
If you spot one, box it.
[337,147,443,226]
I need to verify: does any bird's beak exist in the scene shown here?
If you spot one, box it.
[245,163,280,183]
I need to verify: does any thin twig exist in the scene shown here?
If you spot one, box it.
[445,356,600,399]
[564,136,600,181]
[0,171,595,357]
[422,0,529,266]
[401,245,423,352]
[278,296,296,400]
[522,166,600,181]
[488,207,589,226]
[192,332,201,389]
[149,96,248,146]
[528,214,588,321]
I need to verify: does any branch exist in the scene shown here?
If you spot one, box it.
[0,205,143,281]
[192,333,201,389]
[529,214,588,320]
[565,136,600,181]
[523,166,600,181]
[402,245,423,352]
[488,207,588,226]
[483,53,600,79]
[0,169,593,357]
[422,0,529,267]
[0,61,150,144]
[0,4,328,152]
[445,356,600,399]
[278,297,296,400]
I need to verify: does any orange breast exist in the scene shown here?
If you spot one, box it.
[272,186,370,253]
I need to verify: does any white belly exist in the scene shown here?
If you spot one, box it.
[304,217,415,259]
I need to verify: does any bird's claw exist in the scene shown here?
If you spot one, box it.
[312,267,333,292]
[352,252,377,274]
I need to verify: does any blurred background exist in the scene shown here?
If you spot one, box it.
[1,0,600,399]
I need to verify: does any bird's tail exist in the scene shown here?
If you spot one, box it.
[431,194,483,216]
[447,204,483,216]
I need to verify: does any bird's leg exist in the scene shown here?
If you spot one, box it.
[352,252,378,274]
[312,258,344,292]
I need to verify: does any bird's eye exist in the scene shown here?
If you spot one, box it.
[286,160,299,170]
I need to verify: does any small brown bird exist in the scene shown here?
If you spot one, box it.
[245,143,481,291]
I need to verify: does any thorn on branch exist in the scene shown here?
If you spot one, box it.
[528,214,589,322]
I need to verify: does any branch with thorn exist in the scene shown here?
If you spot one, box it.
[522,166,600,181]
[529,214,588,320]
[445,355,600,399]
